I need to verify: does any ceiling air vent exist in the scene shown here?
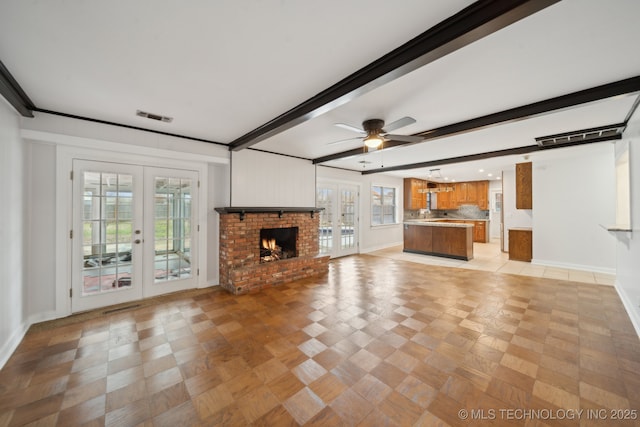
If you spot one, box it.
[535,123,625,147]
[136,110,173,123]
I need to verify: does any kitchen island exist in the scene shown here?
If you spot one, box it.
[403,220,474,260]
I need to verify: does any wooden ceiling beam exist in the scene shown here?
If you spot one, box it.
[359,133,623,175]
[313,76,640,165]
[0,60,35,117]
[228,0,560,152]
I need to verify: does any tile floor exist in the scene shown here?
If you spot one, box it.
[0,254,638,426]
[369,240,616,286]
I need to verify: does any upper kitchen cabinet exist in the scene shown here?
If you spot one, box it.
[404,178,426,210]
[477,181,489,210]
[438,180,489,210]
[456,182,471,205]
[435,183,454,209]
[516,162,532,209]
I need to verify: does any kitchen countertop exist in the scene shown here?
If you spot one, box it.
[429,219,489,222]
[404,220,473,228]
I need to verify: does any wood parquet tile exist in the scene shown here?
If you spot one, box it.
[1,254,639,426]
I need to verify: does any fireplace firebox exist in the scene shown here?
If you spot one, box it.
[260,227,298,262]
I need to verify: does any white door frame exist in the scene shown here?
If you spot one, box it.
[56,144,210,317]
[317,179,361,258]
[143,167,199,298]
[71,160,145,312]
[489,188,503,240]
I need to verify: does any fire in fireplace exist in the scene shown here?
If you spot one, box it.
[260,227,298,262]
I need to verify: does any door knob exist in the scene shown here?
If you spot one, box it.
[134,239,141,244]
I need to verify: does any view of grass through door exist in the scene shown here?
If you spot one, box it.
[82,171,135,294]
[73,160,199,312]
[153,176,192,283]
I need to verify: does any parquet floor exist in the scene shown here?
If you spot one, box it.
[1,255,639,426]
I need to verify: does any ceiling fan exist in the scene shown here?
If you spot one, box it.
[330,116,423,149]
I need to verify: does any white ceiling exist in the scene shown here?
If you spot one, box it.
[1,0,639,182]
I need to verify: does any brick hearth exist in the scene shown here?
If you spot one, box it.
[218,210,329,294]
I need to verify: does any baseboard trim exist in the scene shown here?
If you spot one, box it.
[28,310,60,326]
[0,321,30,370]
[614,280,640,339]
[361,241,403,254]
[531,259,616,275]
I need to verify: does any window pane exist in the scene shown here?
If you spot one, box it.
[371,186,396,225]
[154,176,193,283]
[372,186,382,205]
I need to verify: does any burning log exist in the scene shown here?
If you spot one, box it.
[261,238,281,262]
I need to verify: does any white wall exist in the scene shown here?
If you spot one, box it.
[25,142,57,320]
[22,112,228,159]
[207,163,230,284]
[533,143,616,273]
[16,113,229,323]
[231,150,315,207]
[317,166,404,252]
[0,100,27,368]
[615,110,640,335]
[502,167,533,251]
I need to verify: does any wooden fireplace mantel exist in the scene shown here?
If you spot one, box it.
[215,207,323,220]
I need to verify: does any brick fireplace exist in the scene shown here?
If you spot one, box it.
[215,207,330,295]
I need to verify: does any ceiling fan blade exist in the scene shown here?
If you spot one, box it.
[384,134,423,143]
[334,123,365,134]
[383,116,416,132]
[327,136,362,145]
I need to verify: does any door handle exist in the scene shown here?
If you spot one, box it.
[134,239,141,244]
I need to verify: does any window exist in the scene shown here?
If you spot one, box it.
[372,185,397,225]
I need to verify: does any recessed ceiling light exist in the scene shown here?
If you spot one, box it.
[497,176,502,180]
[479,169,484,173]
[488,173,493,177]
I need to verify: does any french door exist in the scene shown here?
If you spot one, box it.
[317,183,359,258]
[71,160,198,312]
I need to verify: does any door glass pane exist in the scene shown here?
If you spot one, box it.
[341,189,356,250]
[317,187,334,255]
[154,177,192,283]
[82,171,135,295]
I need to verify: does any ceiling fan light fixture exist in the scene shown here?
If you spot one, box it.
[363,134,383,148]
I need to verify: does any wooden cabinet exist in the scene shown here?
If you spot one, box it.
[403,178,426,210]
[426,219,487,243]
[403,224,432,252]
[435,184,453,209]
[516,162,532,209]
[435,180,489,210]
[455,183,466,205]
[477,181,489,210]
[472,221,487,243]
[432,226,473,260]
[509,228,532,261]
[404,223,473,260]
[455,182,478,205]
[465,182,478,204]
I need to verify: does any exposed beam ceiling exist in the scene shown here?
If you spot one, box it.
[361,126,624,175]
[313,76,640,165]
[227,0,560,152]
[2,0,639,183]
